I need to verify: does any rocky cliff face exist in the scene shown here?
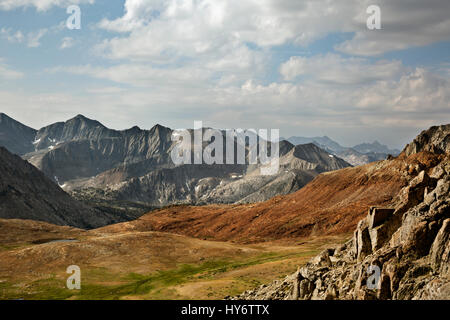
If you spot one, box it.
[69,142,350,207]
[0,147,133,229]
[234,124,450,300]
[32,114,122,150]
[402,124,450,156]
[24,115,176,182]
[196,143,350,205]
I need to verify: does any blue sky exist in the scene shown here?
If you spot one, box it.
[0,0,449,149]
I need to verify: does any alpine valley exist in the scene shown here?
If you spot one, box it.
[0,112,448,300]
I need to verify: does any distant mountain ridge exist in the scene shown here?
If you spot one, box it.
[353,140,400,155]
[285,136,347,153]
[284,135,400,166]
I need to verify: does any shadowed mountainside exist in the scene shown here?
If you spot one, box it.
[0,113,36,155]
[0,147,136,228]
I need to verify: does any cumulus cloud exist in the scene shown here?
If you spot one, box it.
[97,0,450,60]
[96,0,355,62]
[355,68,450,113]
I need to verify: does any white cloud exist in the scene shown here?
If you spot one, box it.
[356,68,450,113]
[280,54,406,85]
[98,0,166,33]
[27,28,47,47]
[97,0,450,61]
[1,27,48,47]
[97,0,354,62]
[0,0,94,11]
[2,59,449,147]
[0,28,24,43]
[52,55,450,123]
[60,37,74,49]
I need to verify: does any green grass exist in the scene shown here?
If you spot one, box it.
[0,243,29,252]
[0,249,321,300]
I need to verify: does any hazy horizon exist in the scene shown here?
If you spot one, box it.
[2,110,430,150]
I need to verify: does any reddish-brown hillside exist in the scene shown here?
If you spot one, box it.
[100,151,443,243]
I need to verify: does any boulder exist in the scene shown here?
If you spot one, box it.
[429,219,450,275]
[354,219,372,262]
[367,207,395,229]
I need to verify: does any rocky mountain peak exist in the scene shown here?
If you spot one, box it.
[32,114,120,150]
[150,123,171,134]
[127,125,141,131]
[402,124,450,156]
[288,143,350,171]
[73,114,88,120]
[278,140,294,156]
[66,114,106,128]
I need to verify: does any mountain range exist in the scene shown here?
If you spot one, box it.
[0,113,350,214]
[284,135,401,166]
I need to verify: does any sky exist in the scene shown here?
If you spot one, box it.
[0,0,449,149]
